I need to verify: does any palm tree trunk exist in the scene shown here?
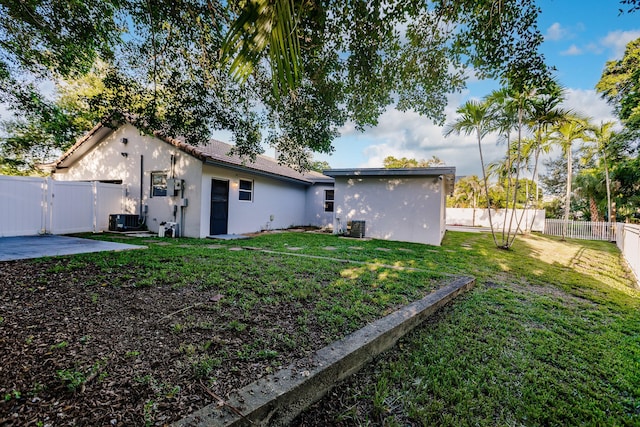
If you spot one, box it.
[506,106,524,248]
[478,128,499,247]
[562,145,572,240]
[528,146,542,232]
[602,150,613,240]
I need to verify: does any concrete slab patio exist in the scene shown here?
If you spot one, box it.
[0,235,146,262]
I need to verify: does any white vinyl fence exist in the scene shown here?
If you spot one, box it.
[447,208,546,232]
[0,175,124,237]
[542,219,639,284]
[544,219,616,241]
[616,223,640,284]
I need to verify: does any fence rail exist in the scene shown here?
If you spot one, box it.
[543,219,616,241]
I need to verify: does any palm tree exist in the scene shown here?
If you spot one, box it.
[549,116,590,240]
[526,80,568,211]
[485,88,518,242]
[588,121,616,238]
[444,100,502,247]
[223,0,304,94]
[574,168,606,222]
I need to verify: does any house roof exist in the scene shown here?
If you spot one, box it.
[52,122,332,185]
[324,167,457,195]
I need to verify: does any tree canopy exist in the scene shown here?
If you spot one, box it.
[382,156,444,168]
[596,37,640,142]
[0,0,553,172]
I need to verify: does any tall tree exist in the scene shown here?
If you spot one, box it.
[0,0,552,171]
[444,99,505,247]
[596,37,640,141]
[549,116,590,239]
[585,121,616,227]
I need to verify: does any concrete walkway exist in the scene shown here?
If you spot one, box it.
[0,235,146,262]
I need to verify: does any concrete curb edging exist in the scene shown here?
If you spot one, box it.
[174,276,475,427]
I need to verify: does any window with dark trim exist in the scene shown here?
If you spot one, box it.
[239,179,253,201]
[151,172,167,197]
[324,189,334,212]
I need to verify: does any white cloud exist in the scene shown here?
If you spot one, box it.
[345,93,505,176]
[560,44,582,56]
[338,89,619,178]
[545,23,567,41]
[563,88,617,125]
[600,30,640,59]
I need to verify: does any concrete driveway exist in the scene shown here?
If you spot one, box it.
[0,235,146,262]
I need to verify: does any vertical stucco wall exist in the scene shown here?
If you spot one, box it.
[333,176,446,246]
[305,183,334,228]
[53,124,203,237]
[200,165,307,237]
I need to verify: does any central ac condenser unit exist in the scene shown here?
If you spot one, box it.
[108,214,142,231]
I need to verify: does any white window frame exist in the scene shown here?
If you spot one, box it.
[239,179,253,202]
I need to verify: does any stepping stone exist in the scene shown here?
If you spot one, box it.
[349,246,364,250]
[177,245,192,248]
[206,245,224,249]
[228,247,243,251]
[154,242,172,246]
[322,246,338,251]
[243,246,263,251]
[286,247,303,251]
[397,248,414,252]
[375,247,391,252]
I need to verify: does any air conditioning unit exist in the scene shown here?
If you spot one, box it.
[158,221,179,238]
[109,214,142,231]
[349,220,366,238]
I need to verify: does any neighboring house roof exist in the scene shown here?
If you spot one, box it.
[52,122,333,185]
[324,167,456,195]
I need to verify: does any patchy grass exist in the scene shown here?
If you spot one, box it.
[296,231,640,426]
[0,232,446,425]
[3,229,638,426]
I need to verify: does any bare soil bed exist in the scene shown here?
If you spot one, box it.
[0,257,338,426]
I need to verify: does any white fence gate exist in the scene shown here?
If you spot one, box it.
[0,175,124,237]
[543,219,616,241]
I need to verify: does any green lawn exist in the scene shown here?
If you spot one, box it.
[56,231,640,425]
[292,231,640,426]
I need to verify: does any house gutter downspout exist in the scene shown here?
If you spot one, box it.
[140,155,144,218]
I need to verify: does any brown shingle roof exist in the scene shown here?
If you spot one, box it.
[157,135,329,185]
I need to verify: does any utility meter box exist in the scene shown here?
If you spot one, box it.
[166,179,183,197]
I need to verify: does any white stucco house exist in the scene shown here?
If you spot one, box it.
[50,123,334,237]
[324,168,456,246]
[48,122,455,245]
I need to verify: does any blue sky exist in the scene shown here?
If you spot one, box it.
[309,0,640,176]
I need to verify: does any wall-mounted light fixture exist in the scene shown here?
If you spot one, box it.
[121,138,128,144]
[121,152,129,158]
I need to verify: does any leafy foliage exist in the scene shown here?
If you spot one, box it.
[382,156,444,168]
[596,37,640,139]
[0,0,551,172]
